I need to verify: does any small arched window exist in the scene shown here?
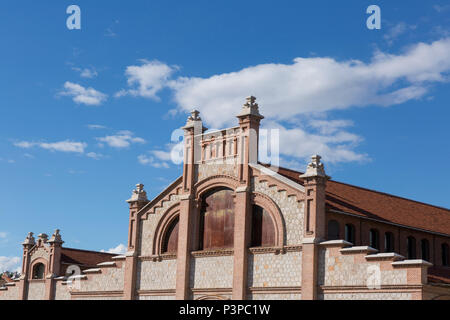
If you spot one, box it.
[327,220,340,240]
[32,263,45,280]
[162,216,179,254]
[421,239,430,261]
[407,236,417,259]
[199,188,235,250]
[384,232,395,252]
[251,205,275,247]
[345,224,355,244]
[442,243,449,266]
[369,229,379,250]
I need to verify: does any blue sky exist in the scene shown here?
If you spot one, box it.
[1,1,449,271]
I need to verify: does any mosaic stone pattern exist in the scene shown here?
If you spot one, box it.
[139,193,180,255]
[248,252,302,287]
[77,264,124,292]
[253,179,304,245]
[27,281,46,300]
[197,161,239,181]
[320,292,412,300]
[190,256,234,289]
[54,282,71,300]
[249,293,301,300]
[318,249,407,287]
[0,285,20,300]
[137,259,177,290]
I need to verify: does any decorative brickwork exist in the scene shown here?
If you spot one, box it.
[190,256,234,289]
[137,259,177,290]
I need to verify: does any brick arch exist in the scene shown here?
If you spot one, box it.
[152,202,180,256]
[251,192,286,247]
[196,294,230,300]
[194,175,239,200]
[29,257,48,280]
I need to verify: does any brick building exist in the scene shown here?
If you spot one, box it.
[1,97,449,300]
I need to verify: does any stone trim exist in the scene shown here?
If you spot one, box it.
[365,253,405,261]
[194,175,240,199]
[249,245,302,254]
[340,246,378,254]
[112,255,126,260]
[191,288,232,294]
[83,268,101,274]
[137,289,176,295]
[191,249,234,257]
[97,261,116,267]
[319,285,423,293]
[391,259,433,267]
[70,290,123,297]
[139,254,177,261]
[249,286,302,294]
[320,240,353,247]
[250,163,306,193]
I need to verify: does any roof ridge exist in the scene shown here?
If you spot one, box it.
[61,247,117,255]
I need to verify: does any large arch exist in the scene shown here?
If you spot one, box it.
[152,202,180,256]
[194,175,239,201]
[251,192,286,247]
[29,257,48,280]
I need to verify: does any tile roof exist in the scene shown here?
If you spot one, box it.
[60,247,116,274]
[261,164,450,236]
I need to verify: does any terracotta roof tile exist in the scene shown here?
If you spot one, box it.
[260,164,450,235]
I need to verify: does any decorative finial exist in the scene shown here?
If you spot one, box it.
[22,232,35,246]
[48,229,64,244]
[127,183,148,203]
[237,96,264,119]
[182,109,207,132]
[188,110,201,121]
[299,155,328,178]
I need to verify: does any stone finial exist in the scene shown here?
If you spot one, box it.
[48,229,64,245]
[127,183,148,203]
[237,96,264,119]
[188,110,201,122]
[299,155,328,178]
[22,232,35,246]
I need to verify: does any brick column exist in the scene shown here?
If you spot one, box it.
[300,155,328,300]
[46,230,64,300]
[124,184,149,300]
[232,187,251,299]
[18,232,35,300]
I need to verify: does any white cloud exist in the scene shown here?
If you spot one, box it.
[87,124,107,130]
[59,82,107,106]
[0,256,21,273]
[86,152,103,160]
[97,130,146,148]
[14,140,87,153]
[101,243,127,255]
[138,154,170,168]
[115,59,177,100]
[72,67,98,79]
[0,232,7,239]
[384,22,416,45]
[121,38,450,163]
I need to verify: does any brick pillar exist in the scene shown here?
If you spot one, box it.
[46,230,64,300]
[124,184,149,300]
[300,155,328,300]
[18,232,35,300]
[232,96,264,300]
[176,110,206,300]
[232,187,251,299]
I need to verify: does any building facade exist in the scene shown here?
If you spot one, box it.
[1,97,450,300]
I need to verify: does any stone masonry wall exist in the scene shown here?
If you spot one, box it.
[190,256,234,289]
[137,259,177,290]
[318,248,407,287]
[0,285,20,300]
[76,263,125,292]
[27,281,46,300]
[248,252,302,288]
[252,179,304,245]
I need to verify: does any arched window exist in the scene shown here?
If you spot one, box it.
[162,216,179,254]
[369,229,379,250]
[345,224,355,244]
[251,205,275,247]
[327,220,340,240]
[199,188,235,250]
[384,232,395,252]
[421,239,430,261]
[442,243,449,266]
[32,263,45,280]
[407,236,417,259]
